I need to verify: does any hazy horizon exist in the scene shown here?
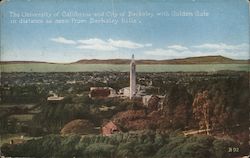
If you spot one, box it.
[1,54,250,63]
[1,0,249,62]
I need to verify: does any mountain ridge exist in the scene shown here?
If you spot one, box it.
[1,56,249,65]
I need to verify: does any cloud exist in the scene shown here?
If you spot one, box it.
[50,37,248,59]
[78,38,107,45]
[108,39,150,49]
[76,44,117,51]
[144,48,194,59]
[51,37,151,51]
[145,44,192,58]
[144,43,249,59]
[145,44,190,55]
[193,43,248,51]
[145,43,153,47]
[145,49,179,56]
[77,38,150,50]
[50,37,76,45]
[192,43,249,59]
[167,45,189,51]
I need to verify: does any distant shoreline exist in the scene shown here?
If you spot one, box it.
[1,56,249,65]
[1,63,249,72]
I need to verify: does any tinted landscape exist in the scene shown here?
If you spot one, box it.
[1,0,249,157]
[0,70,249,157]
[1,56,249,72]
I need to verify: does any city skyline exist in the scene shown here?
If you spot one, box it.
[1,0,249,62]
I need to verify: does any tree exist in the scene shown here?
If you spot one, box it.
[213,139,239,158]
[58,135,81,157]
[85,143,116,158]
[162,85,192,130]
[192,90,214,135]
[117,142,135,158]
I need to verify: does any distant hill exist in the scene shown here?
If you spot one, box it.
[73,55,248,64]
[1,56,249,65]
[0,61,56,64]
[73,59,130,64]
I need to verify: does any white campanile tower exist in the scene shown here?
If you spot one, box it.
[130,54,136,99]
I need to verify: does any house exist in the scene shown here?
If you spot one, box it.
[47,95,64,101]
[142,95,165,111]
[101,121,120,136]
[89,87,116,99]
[47,92,64,101]
[10,138,26,145]
[118,85,147,98]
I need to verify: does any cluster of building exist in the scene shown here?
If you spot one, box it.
[86,55,166,136]
[47,91,64,101]
[88,55,165,102]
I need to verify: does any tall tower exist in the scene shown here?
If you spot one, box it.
[130,54,136,99]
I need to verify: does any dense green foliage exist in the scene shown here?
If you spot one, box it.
[31,95,134,135]
[159,74,249,131]
[1,72,249,157]
[2,131,242,158]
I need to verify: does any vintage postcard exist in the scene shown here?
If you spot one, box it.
[0,0,249,157]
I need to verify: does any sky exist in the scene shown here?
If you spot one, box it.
[0,0,249,62]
